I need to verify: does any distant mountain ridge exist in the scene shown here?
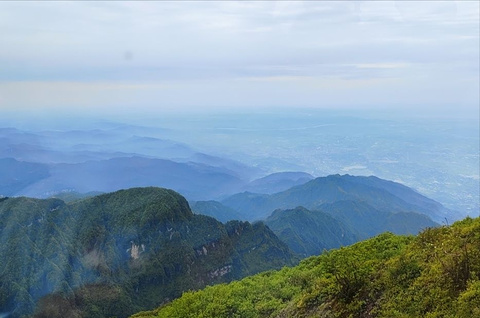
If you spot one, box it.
[242,172,314,194]
[0,126,266,201]
[0,127,194,163]
[0,188,295,318]
[0,158,50,195]
[263,200,438,258]
[1,157,246,201]
[0,157,318,203]
[191,200,243,223]
[318,200,438,239]
[222,174,454,224]
[189,175,441,259]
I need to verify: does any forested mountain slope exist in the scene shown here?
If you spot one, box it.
[0,188,296,318]
[133,217,480,318]
[265,206,357,257]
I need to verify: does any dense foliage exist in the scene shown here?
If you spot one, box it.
[133,217,480,318]
[0,188,295,318]
[265,206,357,257]
[263,200,437,258]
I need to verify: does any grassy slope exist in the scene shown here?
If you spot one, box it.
[133,217,480,318]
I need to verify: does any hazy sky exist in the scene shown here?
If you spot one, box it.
[0,1,478,116]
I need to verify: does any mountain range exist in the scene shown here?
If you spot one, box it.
[0,125,468,224]
[0,156,317,202]
[240,172,314,194]
[0,126,261,200]
[184,174,447,258]
[221,174,454,224]
[17,156,246,200]
[0,176,460,317]
[0,121,470,318]
[0,188,295,318]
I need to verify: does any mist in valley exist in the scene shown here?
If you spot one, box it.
[1,109,478,220]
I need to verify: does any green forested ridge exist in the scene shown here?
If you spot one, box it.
[265,206,358,257]
[222,175,441,253]
[263,201,437,258]
[133,217,480,318]
[0,188,296,318]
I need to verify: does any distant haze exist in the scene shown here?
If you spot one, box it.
[0,110,478,218]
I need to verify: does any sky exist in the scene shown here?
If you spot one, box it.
[0,1,478,117]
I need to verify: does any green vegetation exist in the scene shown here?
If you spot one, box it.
[0,188,295,318]
[265,206,357,257]
[263,201,437,258]
[133,217,480,318]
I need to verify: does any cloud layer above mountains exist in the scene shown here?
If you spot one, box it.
[0,1,478,114]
